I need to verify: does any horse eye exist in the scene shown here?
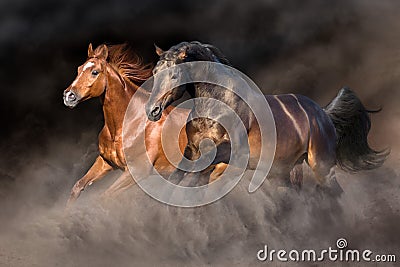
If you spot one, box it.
[92,70,99,76]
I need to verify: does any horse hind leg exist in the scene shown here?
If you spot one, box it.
[306,112,344,197]
[289,153,308,190]
[308,152,343,197]
[290,164,303,191]
[103,171,136,198]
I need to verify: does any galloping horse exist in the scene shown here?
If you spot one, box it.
[63,43,193,205]
[145,41,388,194]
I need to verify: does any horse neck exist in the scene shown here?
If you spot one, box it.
[102,65,148,138]
[192,82,231,104]
[192,82,252,128]
[191,82,225,113]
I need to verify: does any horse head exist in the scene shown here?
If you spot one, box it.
[63,44,109,108]
[145,41,229,121]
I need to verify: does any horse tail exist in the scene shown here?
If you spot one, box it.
[324,87,389,172]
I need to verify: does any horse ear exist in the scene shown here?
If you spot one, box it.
[94,44,108,60]
[88,43,94,57]
[154,43,164,56]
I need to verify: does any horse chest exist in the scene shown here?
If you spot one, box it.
[98,127,125,169]
[188,118,227,141]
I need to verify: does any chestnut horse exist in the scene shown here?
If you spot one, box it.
[145,41,388,194]
[63,43,192,205]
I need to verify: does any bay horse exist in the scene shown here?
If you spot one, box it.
[145,41,388,194]
[63,43,193,206]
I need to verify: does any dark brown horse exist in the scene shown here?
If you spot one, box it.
[63,43,192,205]
[145,41,389,194]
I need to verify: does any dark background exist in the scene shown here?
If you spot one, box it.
[1,0,397,173]
[0,1,399,266]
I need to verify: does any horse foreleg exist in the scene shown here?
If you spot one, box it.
[209,163,228,183]
[67,156,113,206]
[167,143,199,184]
[184,141,231,187]
[210,141,231,165]
[103,171,136,198]
[169,140,231,187]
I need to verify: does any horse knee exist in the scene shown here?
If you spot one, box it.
[209,163,228,183]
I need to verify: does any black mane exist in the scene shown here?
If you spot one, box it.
[162,41,231,65]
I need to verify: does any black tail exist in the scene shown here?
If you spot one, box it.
[324,87,389,172]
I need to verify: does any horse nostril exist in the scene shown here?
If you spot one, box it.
[151,106,161,117]
[66,91,76,102]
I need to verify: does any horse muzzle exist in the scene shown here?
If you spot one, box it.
[63,90,80,108]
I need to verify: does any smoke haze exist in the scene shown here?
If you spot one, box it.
[0,0,399,266]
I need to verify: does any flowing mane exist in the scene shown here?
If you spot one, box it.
[107,44,153,83]
[163,41,231,66]
[200,43,231,66]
